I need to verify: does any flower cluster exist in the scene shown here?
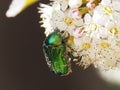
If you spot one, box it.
[39,0,120,71]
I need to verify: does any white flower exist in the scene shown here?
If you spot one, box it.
[93,39,117,70]
[40,0,120,78]
[84,13,99,37]
[6,0,38,17]
[106,22,120,39]
[83,9,120,70]
[68,0,82,8]
[98,68,120,85]
[72,27,84,38]
[68,8,83,26]
[38,4,54,36]
[52,0,68,11]
[92,0,120,26]
[73,33,96,68]
[51,10,74,35]
[51,9,83,35]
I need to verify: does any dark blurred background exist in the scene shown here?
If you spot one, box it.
[0,0,111,90]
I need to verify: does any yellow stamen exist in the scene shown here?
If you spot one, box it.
[82,43,91,50]
[110,27,119,36]
[67,36,74,46]
[64,17,73,26]
[100,42,110,48]
[103,6,112,15]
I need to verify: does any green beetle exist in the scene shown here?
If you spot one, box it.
[43,29,81,75]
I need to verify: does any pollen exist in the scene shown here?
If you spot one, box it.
[103,6,112,15]
[110,27,119,36]
[100,42,110,48]
[64,16,73,26]
[82,43,91,50]
[67,36,74,46]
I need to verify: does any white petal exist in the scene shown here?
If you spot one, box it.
[99,69,120,84]
[68,0,82,8]
[55,22,67,31]
[74,38,81,46]
[52,10,65,21]
[6,0,26,17]
[84,14,92,24]
[60,1,68,11]
[6,0,38,17]
[101,0,111,5]
[73,19,83,26]
[112,0,120,11]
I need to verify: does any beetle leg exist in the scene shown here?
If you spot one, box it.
[60,31,70,42]
[65,44,83,63]
[63,51,72,76]
[67,51,82,62]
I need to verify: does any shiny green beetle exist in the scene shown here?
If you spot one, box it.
[43,29,81,75]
